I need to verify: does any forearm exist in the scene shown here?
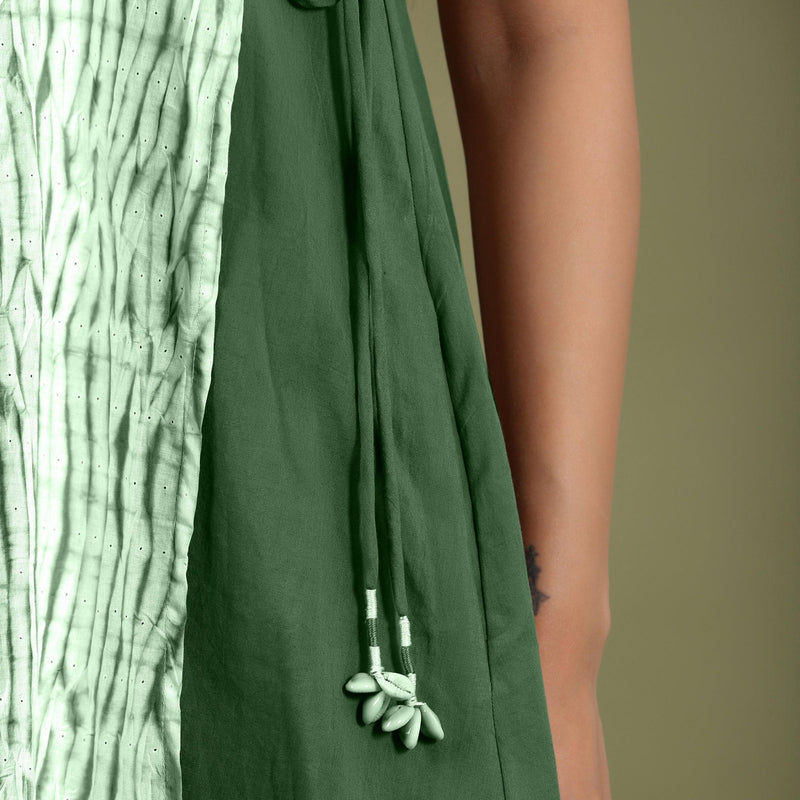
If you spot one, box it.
[438,2,640,797]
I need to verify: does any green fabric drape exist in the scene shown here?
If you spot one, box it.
[180,1,560,798]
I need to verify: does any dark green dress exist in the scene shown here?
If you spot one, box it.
[179,1,561,798]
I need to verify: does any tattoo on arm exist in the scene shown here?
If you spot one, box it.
[525,544,550,615]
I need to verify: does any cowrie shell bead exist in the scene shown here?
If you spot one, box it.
[345,672,380,693]
[362,691,391,724]
[419,703,444,741]
[399,707,421,750]
[373,671,414,701]
[381,703,415,732]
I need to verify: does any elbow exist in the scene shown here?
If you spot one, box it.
[537,593,611,687]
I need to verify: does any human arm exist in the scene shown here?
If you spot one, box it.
[435,1,641,797]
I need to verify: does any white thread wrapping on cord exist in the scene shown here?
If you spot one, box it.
[369,645,382,672]
[398,615,411,647]
[366,588,377,619]
[406,672,422,706]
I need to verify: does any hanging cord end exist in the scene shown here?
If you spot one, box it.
[344,595,444,749]
[344,589,415,727]
[392,614,445,748]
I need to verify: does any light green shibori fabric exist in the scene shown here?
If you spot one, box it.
[0,1,243,797]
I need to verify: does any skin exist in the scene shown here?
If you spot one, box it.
[436,1,641,797]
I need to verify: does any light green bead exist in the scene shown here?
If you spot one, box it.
[362,691,391,724]
[374,670,414,701]
[399,707,421,750]
[419,703,444,741]
[381,703,415,732]
[345,672,380,693]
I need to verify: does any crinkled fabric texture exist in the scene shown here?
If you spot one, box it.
[179,1,560,799]
[0,1,242,798]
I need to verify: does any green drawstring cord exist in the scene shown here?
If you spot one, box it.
[339,0,445,749]
[287,0,444,749]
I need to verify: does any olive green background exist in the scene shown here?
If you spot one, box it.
[407,1,800,797]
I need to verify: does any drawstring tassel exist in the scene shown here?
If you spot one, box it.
[341,0,444,749]
[344,591,444,748]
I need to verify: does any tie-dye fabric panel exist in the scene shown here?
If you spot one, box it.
[0,1,243,797]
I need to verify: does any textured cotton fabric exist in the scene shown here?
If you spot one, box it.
[179,1,560,799]
[0,1,242,797]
